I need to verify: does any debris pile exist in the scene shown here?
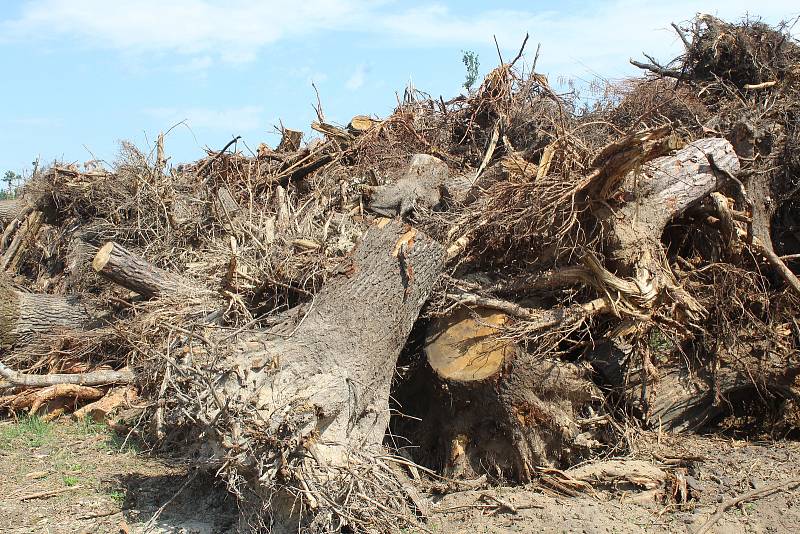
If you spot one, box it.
[1,15,799,533]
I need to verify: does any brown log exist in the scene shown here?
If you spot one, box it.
[0,283,94,349]
[0,361,133,387]
[92,242,191,298]
[276,128,303,152]
[0,199,26,225]
[348,115,377,132]
[27,384,104,414]
[72,385,137,421]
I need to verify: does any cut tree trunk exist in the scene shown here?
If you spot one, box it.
[276,128,303,152]
[583,138,800,433]
[598,137,739,274]
[0,199,26,225]
[92,242,193,298]
[402,306,601,482]
[0,283,95,349]
[171,218,444,529]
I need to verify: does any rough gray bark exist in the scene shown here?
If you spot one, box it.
[0,284,94,349]
[168,220,444,529]
[208,220,444,456]
[585,139,762,432]
[92,242,192,298]
[599,137,740,269]
[0,199,26,225]
[368,154,449,217]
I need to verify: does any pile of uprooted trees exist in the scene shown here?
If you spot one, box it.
[1,14,799,533]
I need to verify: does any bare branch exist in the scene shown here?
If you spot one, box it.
[0,361,134,387]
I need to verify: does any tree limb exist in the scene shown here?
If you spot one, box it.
[0,361,134,387]
[630,59,684,79]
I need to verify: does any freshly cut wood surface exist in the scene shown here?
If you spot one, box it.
[425,307,512,381]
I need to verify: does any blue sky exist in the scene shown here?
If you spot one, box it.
[1,1,798,174]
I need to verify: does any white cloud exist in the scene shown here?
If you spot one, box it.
[1,0,797,76]
[1,0,364,61]
[346,63,368,90]
[144,106,265,131]
[174,55,214,73]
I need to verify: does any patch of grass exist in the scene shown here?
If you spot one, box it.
[62,475,80,487]
[104,429,141,454]
[75,415,108,436]
[70,416,140,453]
[65,461,83,473]
[108,489,125,505]
[0,416,52,449]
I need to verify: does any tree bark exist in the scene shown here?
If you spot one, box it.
[584,138,787,433]
[172,219,444,529]
[92,242,192,298]
[0,284,94,349]
[0,199,26,225]
[0,362,133,387]
[599,137,739,272]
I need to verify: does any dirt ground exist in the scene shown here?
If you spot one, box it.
[1,418,798,533]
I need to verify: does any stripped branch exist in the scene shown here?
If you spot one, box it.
[0,361,134,387]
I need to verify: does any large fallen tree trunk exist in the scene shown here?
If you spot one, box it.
[0,199,27,225]
[168,219,444,531]
[0,283,96,349]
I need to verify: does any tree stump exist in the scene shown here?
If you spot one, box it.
[398,306,602,482]
[0,199,26,225]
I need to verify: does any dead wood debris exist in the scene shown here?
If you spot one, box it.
[1,14,799,533]
[694,477,800,534]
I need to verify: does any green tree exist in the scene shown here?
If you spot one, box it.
[1,170,22,200]
[462,50,480,92]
